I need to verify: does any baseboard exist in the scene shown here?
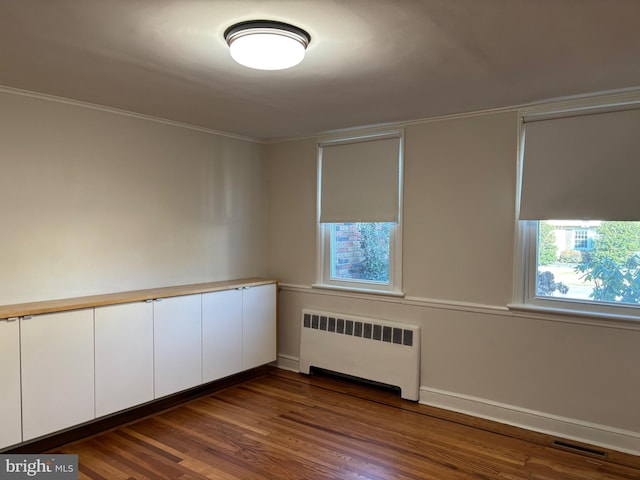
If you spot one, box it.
[275,355,640,457]
[276,354,300,372]
[420,386,640,456]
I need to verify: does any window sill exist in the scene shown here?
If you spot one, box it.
[507,303,640,328]
[311,283,405,299]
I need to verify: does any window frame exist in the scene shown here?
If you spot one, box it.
[315,131,404,296]
[317,221,402,294]
[516,220,640,320]
[572,229,589,250]
[514,94,640,322]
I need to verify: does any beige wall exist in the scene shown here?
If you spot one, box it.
[2,87,638,453]
[266,113,518,301]
[403,114,517,304]
[266,138,318,285]
[265,111,640,452]
[0,90,267,304]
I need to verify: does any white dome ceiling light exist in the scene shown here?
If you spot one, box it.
[224,20,311,70]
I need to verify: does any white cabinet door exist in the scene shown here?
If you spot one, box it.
[21,309,95,441]
[95,301,154,417]
[0,318,22,449]
[242,284,277,370]
[154,295,202,398]
[202,289,243,383]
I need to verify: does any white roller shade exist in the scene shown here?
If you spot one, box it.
[319,134,401,223]
[520,107,640,220]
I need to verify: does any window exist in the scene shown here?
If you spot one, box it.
[319,221,400,293]
[573,229,589,250]
[316,132,403,294]
[516,101,640,319]
[531,220,640,309]
[330,223,390,282]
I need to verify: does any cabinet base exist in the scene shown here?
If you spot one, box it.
[2,365,270,454]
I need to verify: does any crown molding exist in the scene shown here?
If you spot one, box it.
[0,84,261,144]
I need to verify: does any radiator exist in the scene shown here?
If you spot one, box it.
[299,309,420,401]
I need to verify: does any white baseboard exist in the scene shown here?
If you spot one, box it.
[275,354,640,456]
[420,386,640,456]
[276,354,300,372]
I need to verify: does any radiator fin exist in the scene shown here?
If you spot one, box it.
[303,313,415,347]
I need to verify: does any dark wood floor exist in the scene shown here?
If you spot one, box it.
[52,368,640,480]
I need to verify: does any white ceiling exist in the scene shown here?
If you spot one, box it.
[1,0,639,140]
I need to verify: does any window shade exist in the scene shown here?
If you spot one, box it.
[519,108,640,220]
[319,134,401,223]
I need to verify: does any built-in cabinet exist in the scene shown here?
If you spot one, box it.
[202,288,243,383]
[20,309,95,441]
[201,284,277,381]
[95,301,154,417]
[0,279,276,451]
[0,318,22,449]
[242,284,277,370]
[154,295,203,398]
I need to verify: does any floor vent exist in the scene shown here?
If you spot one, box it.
[552,440,608,459]
[299,309,420,401]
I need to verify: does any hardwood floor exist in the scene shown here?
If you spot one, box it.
[52,368,640,480]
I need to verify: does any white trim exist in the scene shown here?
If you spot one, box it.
[278,283,314,291]
[0,84,260,143]
[8,80,639,147]
[276,357,640,456]
[514,89,640,325]
[508,307,640,331]
[316,129,404,294]
[420,386,640,456]
[511,115,527,306]
[275,354,300,372]
[318,130,402,148]
[523,103,640,123]
[265,87,640,144]
[311,284,405,298]
[508,303,640,326]
[282,283,406,305]
[520,88,640,122]
[266,105,522,145]
[277,283,640,331]
[515,219,640,323]
[5,82,640,146]
[403,296,508,314]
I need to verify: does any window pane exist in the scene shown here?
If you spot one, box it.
[573,230,588,249]
[330,222,390,283]
[536,220,640,305]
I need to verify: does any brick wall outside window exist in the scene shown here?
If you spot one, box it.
[334,223,366,278]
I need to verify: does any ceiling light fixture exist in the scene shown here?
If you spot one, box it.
[224,20,311,71]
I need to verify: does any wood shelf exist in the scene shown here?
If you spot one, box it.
[0,277,277,318]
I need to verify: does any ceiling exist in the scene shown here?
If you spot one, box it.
[1,0,639,140]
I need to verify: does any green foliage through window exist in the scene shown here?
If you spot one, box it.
[352,223,390,282]
[535,221,640,306]
[575,221,640,304]
[331,222,390,283]
[538,222,557,266]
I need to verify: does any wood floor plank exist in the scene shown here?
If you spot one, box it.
[119,427,239,480]
[271,410,512,480]
[51,369,640,480]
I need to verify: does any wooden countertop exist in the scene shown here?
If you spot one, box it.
[0,278,278,318]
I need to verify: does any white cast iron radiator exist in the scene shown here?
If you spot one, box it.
[299,309,420,401]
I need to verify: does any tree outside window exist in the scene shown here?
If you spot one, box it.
[536,220,640,305]
[331,222,390,283]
